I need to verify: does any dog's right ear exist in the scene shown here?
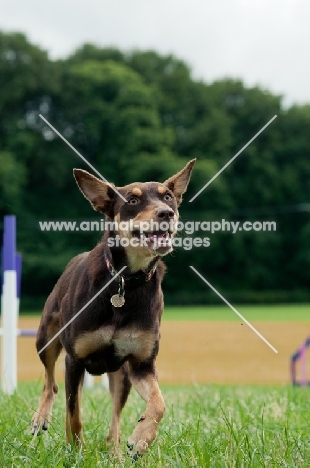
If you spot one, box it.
[73,169,115,215]
[163,159,196,206]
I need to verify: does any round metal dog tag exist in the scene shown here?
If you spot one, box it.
[110,294,125,307]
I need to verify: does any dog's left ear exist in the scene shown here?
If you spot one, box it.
[163,159,196,205]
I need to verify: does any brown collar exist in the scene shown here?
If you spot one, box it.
[105,256,158,289]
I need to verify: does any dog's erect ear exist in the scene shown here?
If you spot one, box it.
[73,169,115,215]
[163,159,196,205]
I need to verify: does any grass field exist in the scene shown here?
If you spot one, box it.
[2,305,309,466]
[163,304,310,321]
[21,303,310,321]
[0,383,309,467]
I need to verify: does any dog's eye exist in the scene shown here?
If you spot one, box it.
[164,193,172,201]
[128,197,139,205]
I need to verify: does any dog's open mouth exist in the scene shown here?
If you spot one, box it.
[132,230,173,251]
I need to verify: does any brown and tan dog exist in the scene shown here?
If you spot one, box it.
[31,159,195,459]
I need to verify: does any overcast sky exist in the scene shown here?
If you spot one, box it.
[1,0,309,107]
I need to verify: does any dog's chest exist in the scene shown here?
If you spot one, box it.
[74,326,158,362]
[112,336,140,358]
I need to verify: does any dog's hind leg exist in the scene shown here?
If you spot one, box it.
[106,364,132,449]
[31,310,62,435]
[65,354,85,445]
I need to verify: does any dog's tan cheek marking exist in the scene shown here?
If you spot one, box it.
[114,213,120,225]
[74,327,114,358]
[133,206,157,222]
[132,187,142,197]
[113,212,133,240]
[112,209,164,266]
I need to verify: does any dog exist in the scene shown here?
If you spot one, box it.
[31,159,195,459]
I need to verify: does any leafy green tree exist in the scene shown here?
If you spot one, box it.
[0,151,26,213]
[0,32,310,306]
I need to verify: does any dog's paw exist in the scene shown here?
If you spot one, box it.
[31,413,50,435]
[106,434,123,457]
[127,438,148,460]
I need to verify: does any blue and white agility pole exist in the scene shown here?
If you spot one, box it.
[1,215,18,394]
[0,216,107,392]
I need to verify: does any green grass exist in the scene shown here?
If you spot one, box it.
[21,304,310,322]
[162,304,310,321]
[1,383,309,467]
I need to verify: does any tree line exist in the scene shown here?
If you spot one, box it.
[1,31,310,309]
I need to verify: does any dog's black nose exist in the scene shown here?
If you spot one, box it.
[156,208,174,220]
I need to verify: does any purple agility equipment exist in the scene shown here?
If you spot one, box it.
[291,337,310,386]
[2,215,16,271]
[1,216,18,294]
[19,329,37,337]
[1,216,37,393]
[1,216,18,393]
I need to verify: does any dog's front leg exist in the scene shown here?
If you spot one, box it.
[65,354,85,445]
[106,366,132,449]
[127,361,165,460]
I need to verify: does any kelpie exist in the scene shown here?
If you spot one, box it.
[31,159,196,459]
